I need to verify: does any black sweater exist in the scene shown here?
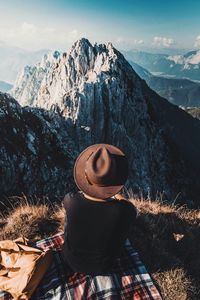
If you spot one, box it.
[62,192,136,275]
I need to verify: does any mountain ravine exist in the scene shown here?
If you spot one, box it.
[3,39,200,206]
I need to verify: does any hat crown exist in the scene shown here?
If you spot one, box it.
[85,147,116,186]
[74,143,128,200]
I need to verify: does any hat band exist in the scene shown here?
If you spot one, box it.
[85,169,93,185]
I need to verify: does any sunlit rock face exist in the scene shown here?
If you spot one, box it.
[10,51,60,107]
[5,39,200,205]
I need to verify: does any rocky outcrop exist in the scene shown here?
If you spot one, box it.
[4,39,200,206]
[0,92,77,201]
[185,107,200,120]
[10,51,60,106]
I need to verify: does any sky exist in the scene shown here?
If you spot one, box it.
[0,0,200,51]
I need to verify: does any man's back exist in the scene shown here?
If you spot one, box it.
[62,192,136,275]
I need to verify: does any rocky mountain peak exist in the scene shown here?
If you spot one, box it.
[38,38,138,111]
[11,39,138,112]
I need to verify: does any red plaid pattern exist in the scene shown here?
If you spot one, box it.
[0,232,162,299]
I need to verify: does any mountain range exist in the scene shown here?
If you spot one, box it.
[11,48,200,108]
[1,39,200,207]
[123,49,200,81]
[129,62,200,107]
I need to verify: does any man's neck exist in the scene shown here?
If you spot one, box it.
[82,192,107,202]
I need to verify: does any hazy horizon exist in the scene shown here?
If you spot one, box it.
[0,0,200,52]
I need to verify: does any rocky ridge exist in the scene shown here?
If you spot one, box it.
[0,92,76,200]
[184,107,200,120]
[11,51,60,106]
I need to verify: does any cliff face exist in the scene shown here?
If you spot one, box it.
[10,51,60,106]
[4,39,200,205]
[0,92,76,198]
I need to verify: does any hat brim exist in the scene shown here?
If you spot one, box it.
[74,144,128,200]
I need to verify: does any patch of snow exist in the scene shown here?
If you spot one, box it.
[151,72,164,76]
[188,51,200,64]
[168,55,183,64]
[27,131,36,155]
[168,51,200,66]
[183,64,190,70]
[81,126,90,131]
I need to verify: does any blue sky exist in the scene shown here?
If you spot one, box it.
[0,0,200,51]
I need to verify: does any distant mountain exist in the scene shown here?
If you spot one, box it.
[123,49,200,81]
[126,47,188,55]
[129,61,200,107]
[0,81,12,93]
[4,39,200,206]
[147,76,200,107]
[0,45,49,83]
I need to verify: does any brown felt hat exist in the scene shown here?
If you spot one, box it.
[74,144,128,200]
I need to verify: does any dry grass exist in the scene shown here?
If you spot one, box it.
[129,196,200,300]
[0,195,62,242]
[153,268,194,300]
[0,194,200,299]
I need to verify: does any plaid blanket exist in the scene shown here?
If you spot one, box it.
[0,232,162,299]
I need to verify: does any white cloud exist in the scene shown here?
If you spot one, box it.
[21,22,37,36]
[0,40,6,46]
[152,36,175,48]
[69,29,79,40]
[134,39,144,45]
[116,37,123,43]
[194,35,200,48]
[115,37,144,49]
[0,22,82,50]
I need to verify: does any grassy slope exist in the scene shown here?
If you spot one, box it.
[0,196,199,299]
